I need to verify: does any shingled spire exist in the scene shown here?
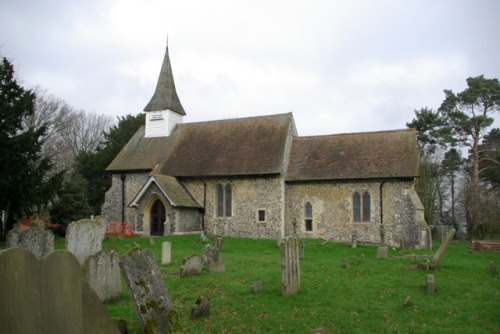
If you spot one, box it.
[144,45,185,115]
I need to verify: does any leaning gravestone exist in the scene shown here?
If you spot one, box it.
[180,254,204,277]
[0,248,119,334]
[203,238,225,272]
[85,249,121,301]
[66,218,106,266]
[120,248,174,334]
[280,236,300,296]
[429,228,455,269]
[6,225,54,258]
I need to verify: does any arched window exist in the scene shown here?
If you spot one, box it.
[224,184,232,217]
[362,191,371,222]
[353,192,361,222]
[217,183,224,217]
[217,183,232,217]
[305,202,313,232]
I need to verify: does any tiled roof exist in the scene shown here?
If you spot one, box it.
[286,129,419,181]
[105,126,172,172]
[158,113,293,177]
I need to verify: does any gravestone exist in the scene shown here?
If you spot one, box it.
[426,274,435,293]
[85,249,121,301]
[351,233,357,249]
[300,240,305,260]
[376,246,389,259]
[203,238,224,272]
[162,241,172,265]
[6,226,54,258]
[66,217,106,266]
[489,261,497,274]
[149,237,155,245]
[251,281,263,293]
[280,236,300,296]
[82,281,122,334]
[191,297,211,319]
[0,248,119,334]
[120,248,174,334]
[429,228,455,269]
[180,254,204,277]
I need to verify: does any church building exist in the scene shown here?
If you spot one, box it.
[102,46,431,249]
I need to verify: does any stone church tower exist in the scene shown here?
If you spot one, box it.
[144,46,186,137]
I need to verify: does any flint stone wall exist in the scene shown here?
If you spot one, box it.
[184,176,284,239]
[66,218,106,266]
[6,227,54,258]
[102,172,149,227]
[285,180,425,248]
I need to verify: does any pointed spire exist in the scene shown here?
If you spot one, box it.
[144,45,186,115]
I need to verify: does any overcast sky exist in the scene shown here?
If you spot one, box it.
[1,0,499,136]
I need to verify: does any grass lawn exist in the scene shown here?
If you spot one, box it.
[4,235,500,333]
[97,236,499,333]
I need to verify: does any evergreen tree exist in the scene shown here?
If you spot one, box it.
[75,113,145,214]
[49,172,92,234]
[0,57,62,233]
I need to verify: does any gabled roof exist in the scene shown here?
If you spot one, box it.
[286,129,419,181]
[129,174,201,208]
[143,46,186,115]
[158,113,293,177]
[106,126,172,172]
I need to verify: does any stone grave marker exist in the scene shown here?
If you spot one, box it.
[0,248,119,334]
[66,217,106,266]
[203,238,224,272]
[300,240,305,260]
[149,237,155,245]
[85,249,121,301]
[191,297,211,319]
[280,236,300,296]
[180,254,204,277]
[376,246,389,259]
[429,228,455,269]
[251,281,263,293]
[120,248,174,334]
[489,261,497,275]
[426,274,435,293]
[82,280,122,334]
[162,241,172,265]
[6,225,54,258]
[351,233,357,249]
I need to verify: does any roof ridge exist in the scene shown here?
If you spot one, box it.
[179,112,293,126]
[295,128,415,140]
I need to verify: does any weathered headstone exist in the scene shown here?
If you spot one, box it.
[376,246,389,259]
[0,248,119,334]
[85,249,121,301]
[203,238,224,272]
[199,232,208,243]
[191,297,211,319]
[180,254,204,277]
[489,261,497,275]
[300,240,305,260]
[251,281,263,293]
[429,228,455,269]
[66,217,106,266]
[351,233,357,249]
[342,257,350,269]
[280,236,300,296]
[426,274,435,293]
[6,226,54,258]
[82,281,122,334]
[149,237,155,245]
[120,248,174,334]
[162,241,172,265]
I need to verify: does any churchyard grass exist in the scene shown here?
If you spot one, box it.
[12,235,500,333]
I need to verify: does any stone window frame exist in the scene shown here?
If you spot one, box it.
[353,191,371,222]
[304,202,313,232]
[216,182,233,218]
[256,209,266,223]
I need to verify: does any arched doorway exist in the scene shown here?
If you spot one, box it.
[150,199,165,236]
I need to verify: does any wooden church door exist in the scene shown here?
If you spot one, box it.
[150,199,165,236]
